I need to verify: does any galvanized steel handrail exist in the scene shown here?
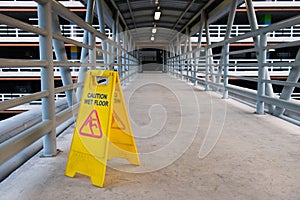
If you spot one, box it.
[167,13,300,123]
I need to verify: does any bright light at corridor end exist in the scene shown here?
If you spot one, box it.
[150,36,155,41]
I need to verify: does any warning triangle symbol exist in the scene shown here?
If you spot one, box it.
[79,110,103,138]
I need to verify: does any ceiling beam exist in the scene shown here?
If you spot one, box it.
[178,0,215,34]
[126,0,137,29]
[172,0,195,29]
[110,0,128,30]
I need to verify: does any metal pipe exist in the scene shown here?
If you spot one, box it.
[207,15,300,50]
[0,13,47,36]
[0,91,49,111]
[126,0,136,29]
[95,0,108,65]
[89,32,96,69]
[0,118,75,182]
[261,96,300,114]
[204,13,215,89]
[244,0,274,113]
[52,33,92,49]
[0,120,51,165]
[52,14,76,107]
[38,1,57,156]
[77,0,95,101]
[0,99,69,143]
[223,43,229,99]
[222,0,237,98]
[56,103,79,125]
[274,48,300,116]
[194,14,204,86]
[0,59,48,67]
[256,34,267,114]
[54,82,84,94]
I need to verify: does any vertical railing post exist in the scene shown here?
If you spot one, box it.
[174,56,177,77]
[256,34,267,114]
[38,1,57,156]
[184,29,188,80]
[121,33,125,82]
[188,30,192,82]
[195,14,204,86]
[223,42,229,99]
[205,46,209,91]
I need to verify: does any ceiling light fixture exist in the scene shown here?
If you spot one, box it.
[154,6,161,20]
[150,35,155,41]
[152,24,157,33]
[152,28,157,33]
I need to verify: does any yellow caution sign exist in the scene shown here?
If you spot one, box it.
[65,70,140,187]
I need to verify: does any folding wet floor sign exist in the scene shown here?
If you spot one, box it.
[65,70,140,187]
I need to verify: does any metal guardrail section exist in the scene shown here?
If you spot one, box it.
[0,25,113,41]
[192,24,300,42]
[0,0,139,174]
[1,24,300,42]
[167,14,300,124]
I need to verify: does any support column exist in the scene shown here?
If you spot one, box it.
[96,0,107,66]
[77,0,95,101]
[187,28,192,80]
[177,35,183,80]
[256,34,267,114]
[115,12,122,77]
[38,1,57,156]
[89,32,96,69]
[194,14,204,86]
[245,0,274,113]
[204,13,215,90]
[274,48,300,116]
[52,14,76,106]
[122,29,128,82]
[222,0,237,98]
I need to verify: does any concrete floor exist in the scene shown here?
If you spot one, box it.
[1,72,300,200]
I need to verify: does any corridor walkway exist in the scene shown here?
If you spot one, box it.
[1,72,300,200]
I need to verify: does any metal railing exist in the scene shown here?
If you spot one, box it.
[0,24,113,38]
[0,0,139,180]
[167,15,300,124]
[1,24,300,43]
[197,24,300,39]
[0,93,66,103]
